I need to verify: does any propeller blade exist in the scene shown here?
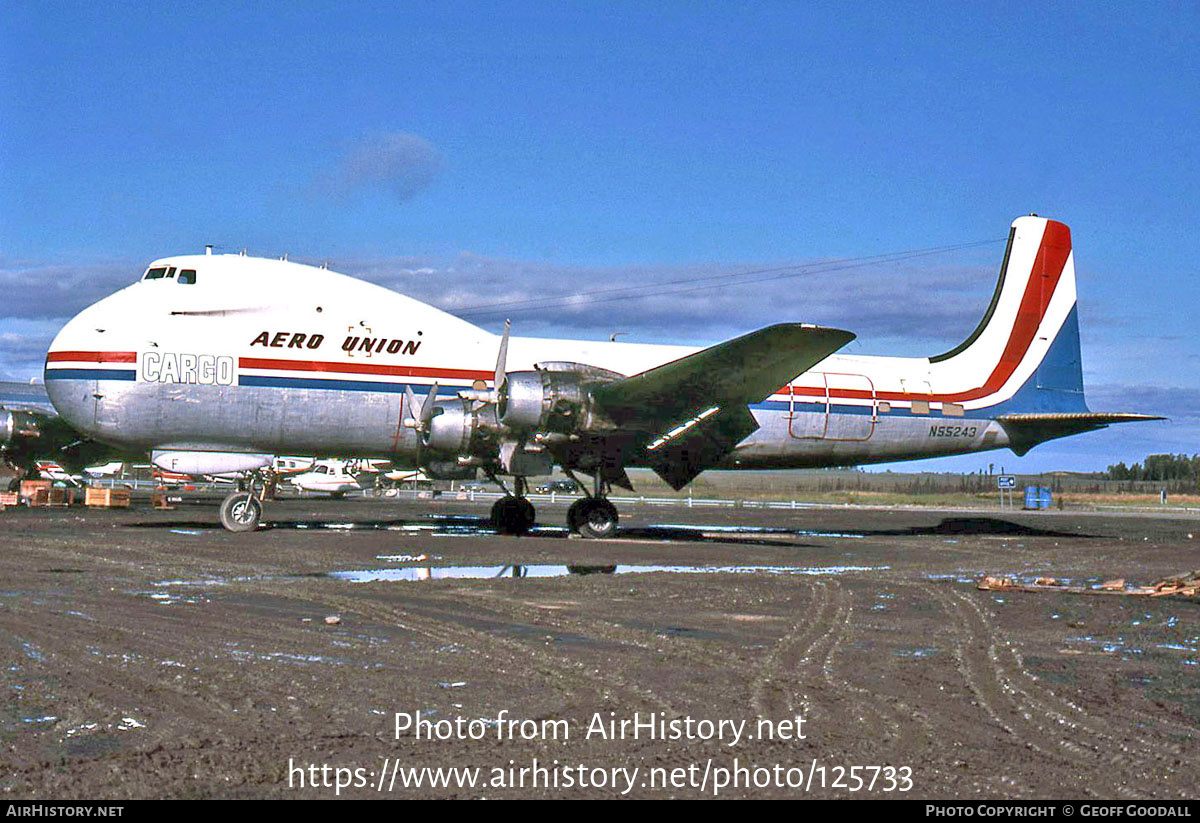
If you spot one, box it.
[403,385,420,428]
[420,382,440,427]
[494,319,510,390]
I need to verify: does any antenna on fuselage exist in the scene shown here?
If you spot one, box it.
[205,244,213,256]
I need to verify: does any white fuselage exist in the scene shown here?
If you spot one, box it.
[42,217,1092,476]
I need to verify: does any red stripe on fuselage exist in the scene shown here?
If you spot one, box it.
[46,351,137,363]
[238,357,492,382]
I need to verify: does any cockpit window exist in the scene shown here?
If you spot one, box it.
[165,267,176,279]
[144,267,168,280]
[178,269,197,284]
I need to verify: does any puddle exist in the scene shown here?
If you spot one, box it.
[1067,635,1200,659]
[648,524,864,539]
[137,590,210,606]
[132,517,864,545]
[925,573,980,585]
[330,563,889,583]
[895,647,940,659]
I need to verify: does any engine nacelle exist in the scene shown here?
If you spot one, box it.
[424,399,500,456]
[417,363,623,475]
[0,410,40,446]
[499,365,619,434]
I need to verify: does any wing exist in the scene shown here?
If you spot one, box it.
[0,381,56,416]
[591,324,855,488]
[593,324,855,427]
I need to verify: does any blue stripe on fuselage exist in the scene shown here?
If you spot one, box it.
[44,368,136,381]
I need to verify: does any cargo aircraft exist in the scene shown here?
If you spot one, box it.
[29,216,1158,535]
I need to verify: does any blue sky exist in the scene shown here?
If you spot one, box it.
[2,1,1196,472]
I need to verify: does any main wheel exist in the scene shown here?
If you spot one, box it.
[490,496,535,535]
[219,492,263,532]
[568,498,619,539]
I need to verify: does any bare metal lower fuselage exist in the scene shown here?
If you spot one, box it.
[45,377,1004,470]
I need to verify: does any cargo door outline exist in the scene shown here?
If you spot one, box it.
[788,372,877,441]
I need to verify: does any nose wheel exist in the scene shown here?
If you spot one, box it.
[219,491,263,532]
[218,470,269,532]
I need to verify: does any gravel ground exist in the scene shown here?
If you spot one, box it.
[1,497,1197,799]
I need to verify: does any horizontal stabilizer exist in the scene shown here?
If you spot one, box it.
[594,324,854,428]
[998,412,1165,456]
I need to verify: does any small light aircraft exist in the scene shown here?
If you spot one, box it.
[83,460,125,479]
[273,456,316,476]
[289,459,371,497]
[33,216,1159,534]
[35,459,82,486]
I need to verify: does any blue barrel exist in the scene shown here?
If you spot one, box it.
[1023,486,1053,510]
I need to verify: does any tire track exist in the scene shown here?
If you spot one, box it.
[311,585,680,716]
[749,580,832,719]
[950,588,1190,795]
[927,584,1190,798]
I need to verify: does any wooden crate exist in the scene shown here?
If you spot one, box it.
[47,487,78,506]
[20,480,51,506]
[0,491,18,508]
[85,487,131,508]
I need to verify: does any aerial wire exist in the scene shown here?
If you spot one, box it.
[454,237,1004,321]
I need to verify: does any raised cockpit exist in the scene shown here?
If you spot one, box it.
[143,266,197,284]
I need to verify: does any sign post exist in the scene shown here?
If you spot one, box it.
[997,475,1016,509]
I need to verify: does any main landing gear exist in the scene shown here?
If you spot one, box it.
[487,471,620,539]
[218,471,270,532]
[565,469,619,539]
[567,497,619,539]
[489,475,536,535]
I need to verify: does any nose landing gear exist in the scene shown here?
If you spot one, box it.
[218,471,272,532]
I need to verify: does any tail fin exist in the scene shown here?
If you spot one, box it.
[931,215,1087,414]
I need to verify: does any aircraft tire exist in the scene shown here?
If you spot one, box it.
[570,498,619,539]
[219,492,263,533]
[491,496,535,535]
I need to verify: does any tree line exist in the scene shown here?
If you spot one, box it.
[1105,454,1200,488]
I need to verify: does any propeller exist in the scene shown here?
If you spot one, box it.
[403,381,440,434]
[459,319,511,407]
[494,318,510,398]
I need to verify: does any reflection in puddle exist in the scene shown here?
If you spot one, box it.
[132,516,867,544]
[330,563,888,583]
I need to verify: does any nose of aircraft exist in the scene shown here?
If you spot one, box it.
[43,296,139,445]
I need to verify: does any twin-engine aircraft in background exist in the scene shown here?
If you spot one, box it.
[31,215,1158,535]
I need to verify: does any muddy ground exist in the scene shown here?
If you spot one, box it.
[1,497,1198,799]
